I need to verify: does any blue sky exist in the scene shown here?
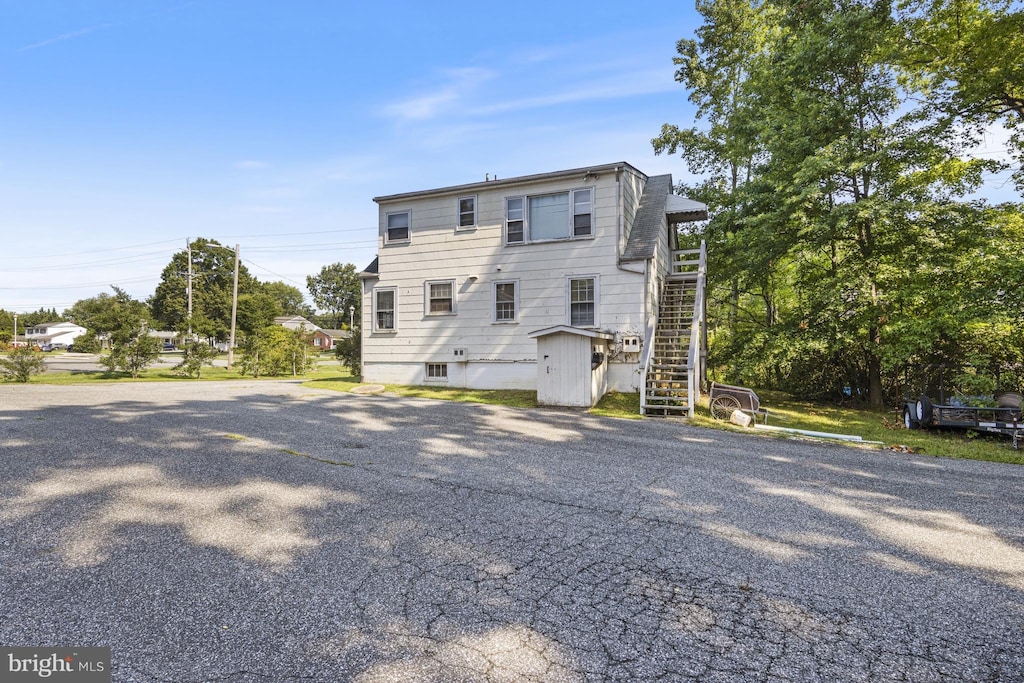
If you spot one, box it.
[0,1,709,313]
[1,2,1015,315]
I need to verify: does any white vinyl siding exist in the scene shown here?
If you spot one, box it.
[364,168,651,393]
[386,212,410,243]
[425,279,456,315]
[494,281,518,323]
[373,287,397,331]
[457,196,477,230]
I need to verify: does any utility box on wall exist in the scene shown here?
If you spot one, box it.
[528,326,614,407]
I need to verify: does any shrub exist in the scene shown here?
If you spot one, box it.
[0,346,47,383]
[173,340,219,378]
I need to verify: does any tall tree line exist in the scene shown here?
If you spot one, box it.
[656,0,1023,406]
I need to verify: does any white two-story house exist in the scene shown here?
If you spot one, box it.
[360,162,707,410]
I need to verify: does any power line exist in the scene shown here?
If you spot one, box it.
[240,258,308,288]
[0,238,185,261]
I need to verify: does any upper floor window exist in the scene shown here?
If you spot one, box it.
[457,196,477,230]
[569,276,598,327]
[374,288,397,331]
[425,279,456,315]
[506,197,525,243]
[505,188,593,245]
[386,212,410,243]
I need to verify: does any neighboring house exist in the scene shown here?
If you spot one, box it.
[148,330,182,346]
[24,321,87,348]
[319,329,351,351]
[272,316,346,350]
[274,315,317,331]
[360,161,708,411]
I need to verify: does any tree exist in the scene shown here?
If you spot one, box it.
[150,239,258,342]
[262,281,313,317]
[64,293,118,331]
[97,287,161,378]
[897,0,1024,189]
[658,0,1018,405]
[239,325,315,378]
[236,292,282,338]
[172,340,219,379]
[0,346,47,383]
[306,263,361,329]
[335,330,361,377]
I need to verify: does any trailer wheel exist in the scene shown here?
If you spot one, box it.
[903,406,919,430]
[916,395,933,424]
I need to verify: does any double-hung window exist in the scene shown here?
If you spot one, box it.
[457,196,476,230]
[386,212,410,243]
[494,281,518,323]
[568,276,598,327]
[425,280,455,315]
[374,288,397,331]
[505,197,525,243]
[504,188,593,244]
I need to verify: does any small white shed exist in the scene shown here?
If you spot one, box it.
[528,326,614,407]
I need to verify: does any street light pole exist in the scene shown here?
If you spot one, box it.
[349,305,355,331]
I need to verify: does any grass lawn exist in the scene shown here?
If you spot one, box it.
[311,377,1022,464]
[8,356,347,385]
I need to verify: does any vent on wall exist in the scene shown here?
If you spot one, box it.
[453,347,468,362]
[622,336,641,354]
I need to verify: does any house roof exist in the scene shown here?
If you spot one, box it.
[373,162,640,203]
[359,256,379,279]
[321,329,352,339]
[621,175,708,262]
[527,325,615,340]
[30,321,80,329]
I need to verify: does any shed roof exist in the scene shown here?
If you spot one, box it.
[527,325,615,340]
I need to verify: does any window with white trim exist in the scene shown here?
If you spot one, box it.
[457,196,476,230]
[505,196,524,243]
[385,211,410,243]
[568,277,597,327]
[373,288,397,331]
[504,188,593,244]
[425,279,455,315]
[494,281,518,323]
[425,363,448,380]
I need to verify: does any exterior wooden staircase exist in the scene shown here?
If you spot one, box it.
[642,242,707,417]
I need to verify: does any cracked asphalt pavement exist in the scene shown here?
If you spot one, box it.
[1,381,1023,681]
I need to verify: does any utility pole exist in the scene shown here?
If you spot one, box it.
[187,238,193,340]
[13,313,17,346]
[227,243,240,371]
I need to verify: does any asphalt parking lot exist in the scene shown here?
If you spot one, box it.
[1,381,1023,682]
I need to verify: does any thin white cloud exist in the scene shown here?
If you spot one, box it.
[234,160,271,170]
[382,67,496,122]
[19,23,115,52]
[469,68,677,117]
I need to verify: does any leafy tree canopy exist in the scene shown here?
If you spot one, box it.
[149,238,257,341]
[306,263,361,329]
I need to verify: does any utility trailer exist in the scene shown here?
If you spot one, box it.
[902,393,1022,449]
